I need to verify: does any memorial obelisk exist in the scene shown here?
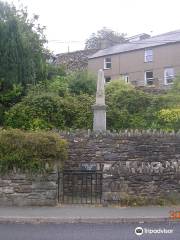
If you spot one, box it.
[92,69,106,131]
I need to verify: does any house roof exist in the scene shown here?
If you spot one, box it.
[89,30,180,59]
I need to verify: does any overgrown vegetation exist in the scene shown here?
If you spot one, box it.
[0,1,180,133]
[105,79,180,131]
[0,128,67,173]
[3,75,180,132]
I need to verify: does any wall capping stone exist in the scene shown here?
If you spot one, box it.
[55,129,180,138]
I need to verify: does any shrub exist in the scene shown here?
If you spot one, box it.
[5,93,94,130]
[47,64,66,80]
[0,128,67,173]
[156,108,180,131]
[106,80,152,130]
[27,76,70,97]
[68,71,96,95]
[5,94,65,130]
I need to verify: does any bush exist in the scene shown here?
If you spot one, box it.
[106,80,152,130]
[68,71,96,95]
[5,93,94,130]
[156,108,180,131]
[0,128,67,173]
[47,64,66,80]
[27,76,70,97]
[5,94,65,130]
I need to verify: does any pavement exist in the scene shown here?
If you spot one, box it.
[0,205,180,224]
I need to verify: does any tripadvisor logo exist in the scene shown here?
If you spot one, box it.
[135,227,143,236]
[135,226,173,236]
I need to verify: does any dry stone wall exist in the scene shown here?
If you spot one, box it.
[0,172,57,206]
[1,130,180,206]
[54,49,98,72]
[60,130,180,203]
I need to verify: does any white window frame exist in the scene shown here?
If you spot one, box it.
[164,67,174,85]
[144,49,153,62]
[144,71,154,85]
[104,57,112,69]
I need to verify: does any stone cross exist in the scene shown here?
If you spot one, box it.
[92,69,106,131]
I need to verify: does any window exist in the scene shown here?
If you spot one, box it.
[164,68,174,85]
[121,74,129,83]
[145,71,154,85]
[104,57,112,69]
[144,49,153,62]
[105,76,111,83]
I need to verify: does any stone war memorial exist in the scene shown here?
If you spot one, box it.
[92,69,106,131]
[58,69,180,206]
[0,70,180,206]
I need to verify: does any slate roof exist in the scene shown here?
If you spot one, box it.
[89,30,180,59]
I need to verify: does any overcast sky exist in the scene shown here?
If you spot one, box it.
[5,0,180,53]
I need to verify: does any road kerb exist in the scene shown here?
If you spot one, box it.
[0,217,178,224]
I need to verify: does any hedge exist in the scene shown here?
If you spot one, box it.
[0,129,68,174]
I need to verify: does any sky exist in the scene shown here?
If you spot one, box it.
[4,0,180,54]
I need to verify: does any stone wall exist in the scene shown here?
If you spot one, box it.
[60,130,180,203]
[0,172,57,206]
[1,130,180,206]
[54,49,98,72]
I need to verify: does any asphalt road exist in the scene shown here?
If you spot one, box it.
[0,222,179,240]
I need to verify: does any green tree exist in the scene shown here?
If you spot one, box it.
[0,1,47,124]
[85,27,127,49]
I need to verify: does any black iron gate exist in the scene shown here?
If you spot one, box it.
[61,170,102,204]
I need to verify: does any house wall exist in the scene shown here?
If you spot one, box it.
[88,42,180,88]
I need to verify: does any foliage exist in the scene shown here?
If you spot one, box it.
[68,71,96,95]
[47,77,69,97]
[0,128,67,173]
[105,79,134,94]
[105,79,180,131]
[27,70,96,97]
[4,70,96,130]
[0,1,47,87]
[156,108,180,131]
[0,1,47,124]
[47,64,66,80]
[5,94,65,130]
[106,80,152,130]
[5,92,94,130]
[3,71,180,132]
[0,83,23,106]
[171,76,180,93]
[27,76,70,97]
[0,103,5,126]
[85,27,127,49]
